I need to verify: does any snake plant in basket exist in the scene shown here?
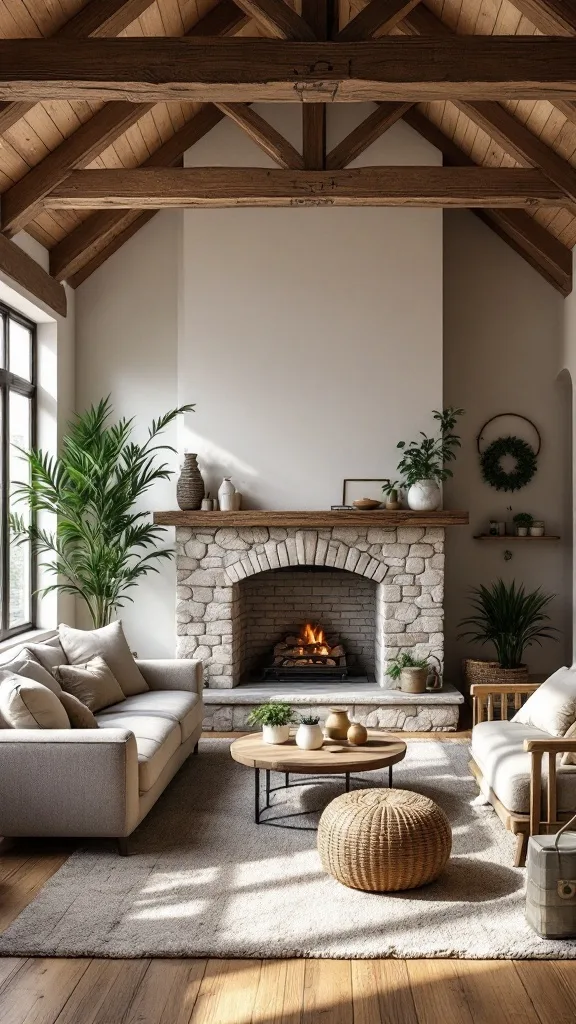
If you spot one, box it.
[458,579,558,687]
[9,397,194,629]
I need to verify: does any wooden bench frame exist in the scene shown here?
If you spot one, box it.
[470,683,576,867]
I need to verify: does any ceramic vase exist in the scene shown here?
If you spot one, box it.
[176,454,204,510]
[347,723,368,746]
[218,477,235,511]
[295,723,324,750]
[262,724,291,745]
[407,479,441,512]
[324,707,351,740]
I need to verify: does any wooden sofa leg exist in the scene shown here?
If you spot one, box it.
[117,838,130,856]
[193,741,199,755]
[514,831,528,868]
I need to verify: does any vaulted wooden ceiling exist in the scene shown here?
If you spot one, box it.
[1,0,576,314]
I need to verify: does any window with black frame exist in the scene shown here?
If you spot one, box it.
[0,302,36,639]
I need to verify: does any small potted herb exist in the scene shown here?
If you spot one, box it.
[247,702,294,744]
[381,478,401,510]
[530,520,545,537]
[386,652,429,693]
[296,714,324,750]
[513,512,533,537]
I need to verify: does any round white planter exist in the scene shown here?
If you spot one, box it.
[295,723,324,750]
[530,525,545,537]
[516,526,528,536]
[262,724,291,745]
[407,479,441,511]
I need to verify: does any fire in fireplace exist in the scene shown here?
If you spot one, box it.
[264,623,348,680]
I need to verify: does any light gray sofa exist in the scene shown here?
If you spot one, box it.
[0,636,203,853]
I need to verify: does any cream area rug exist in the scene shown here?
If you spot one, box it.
[1,738,575,960]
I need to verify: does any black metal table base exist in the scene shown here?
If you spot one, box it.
[254,765,394,829]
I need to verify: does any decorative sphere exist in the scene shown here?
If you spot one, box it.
[347,723,368,746]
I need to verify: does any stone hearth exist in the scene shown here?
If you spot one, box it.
[174,522,446,689]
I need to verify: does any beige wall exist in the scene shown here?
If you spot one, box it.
[444,211,572,682]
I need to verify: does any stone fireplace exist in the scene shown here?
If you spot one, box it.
[173,520,447,689]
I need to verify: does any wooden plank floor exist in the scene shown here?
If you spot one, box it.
[0,730,574,1024]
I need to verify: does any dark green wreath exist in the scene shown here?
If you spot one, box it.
[480,435,537,492]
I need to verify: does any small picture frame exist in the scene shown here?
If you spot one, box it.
[342,479,387,506]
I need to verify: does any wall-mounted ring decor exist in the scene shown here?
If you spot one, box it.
[476,413,541,456]
[480,435,538,492]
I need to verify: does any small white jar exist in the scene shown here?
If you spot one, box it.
[295,722,324,750]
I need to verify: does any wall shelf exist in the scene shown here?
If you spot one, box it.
[473,534,560,541]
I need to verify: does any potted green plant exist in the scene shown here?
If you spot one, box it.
[295,714,323,750]
[513,512,534,537]
[381,478,401,510]
[247,701,294,744]
[459,579,558,686]
[530,520,545,537]
[395,407,464,512]
[10,397,194,628]
[386,652,430,693]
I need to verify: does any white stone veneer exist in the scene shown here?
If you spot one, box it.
[175,525,445,689]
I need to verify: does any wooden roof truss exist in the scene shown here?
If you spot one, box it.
[0,0,575,313]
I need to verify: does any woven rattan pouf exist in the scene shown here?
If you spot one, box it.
[318,788,452,892]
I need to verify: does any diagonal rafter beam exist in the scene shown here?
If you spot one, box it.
[0,0,157,137]
[506,0,576,34]
[401,5,576,207]
[215,104,304,168]
[336,0,423,41]
[0,0,248,237]
[231,0,316,39]
[403,108,572,296]
[0,233,67,315]
[2,38,576,104]
[326,102,412,168]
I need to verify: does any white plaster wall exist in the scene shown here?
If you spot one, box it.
[75,212,180,657]
[181,104,443,509]
[444,212,572,682]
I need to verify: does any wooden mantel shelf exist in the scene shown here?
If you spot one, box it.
[153,510,469,528]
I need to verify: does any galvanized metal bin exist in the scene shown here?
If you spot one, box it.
[526,816,576,939]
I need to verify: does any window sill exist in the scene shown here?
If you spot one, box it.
[0,627,57,654]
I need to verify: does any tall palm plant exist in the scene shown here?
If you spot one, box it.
[10,397,194,628]
[458,579,558,668]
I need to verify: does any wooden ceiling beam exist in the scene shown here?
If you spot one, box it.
[50,105,225,282]
[326,102,412,169]
[0,1,249,237]
[0,233,67,316]
[403,108,572,296]
[401,7,576,207]
[42,166,568,209]
[505,0,576,35]
[215,104,304,168]
[67,211,157,289]
[2,38,576,104]
[0,0,156,137]
[231,0,316,39]
[336,0,423,41]
[302,0,329,169]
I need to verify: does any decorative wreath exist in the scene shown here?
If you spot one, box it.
[480,435,537,492]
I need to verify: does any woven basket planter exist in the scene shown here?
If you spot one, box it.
[317,788,452,893]
[463,659,528,689]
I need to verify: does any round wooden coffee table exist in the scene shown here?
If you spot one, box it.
[230,731,407,827]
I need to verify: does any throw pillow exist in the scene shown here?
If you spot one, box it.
[55,655,125,713]
[0,675,70,729]
[24,640,68,674]
[58,621,148,697]
[59,691,99,729]
[0,648,62,695]
[511,666,576,737]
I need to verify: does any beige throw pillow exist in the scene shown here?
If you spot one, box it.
[58,621,148,697]
[511,666,576,737]
[0,648,62,695]
[55,655,125,713]
[59,691,99,729]
[24,641,68,674]
[0,676,70,729]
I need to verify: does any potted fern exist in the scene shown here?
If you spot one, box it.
[458,579,558,687]
[10,397,194,628]
[247,702,294,744]
[395,407,464,511]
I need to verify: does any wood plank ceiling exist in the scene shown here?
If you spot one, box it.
[0,0,575,297]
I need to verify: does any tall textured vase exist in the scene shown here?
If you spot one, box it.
[176,454,205,510]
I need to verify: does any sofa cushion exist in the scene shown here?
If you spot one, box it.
[55,655,125,713]
[24,641,68,674]
[95,707,181,792]
[96,689,202,742]
[511,666,576,736]
[59,622,148,697]
[0,649,62,695]
[0,676,71,730]
[471,719,576,814]
[59,691,99,729]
